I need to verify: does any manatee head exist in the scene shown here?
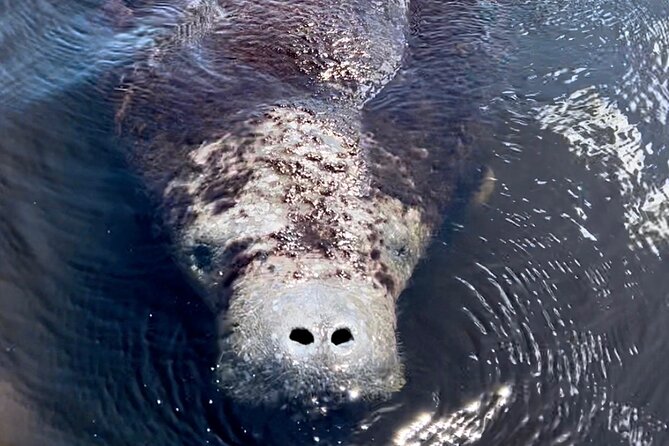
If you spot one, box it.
[178,212,410,404]
[162,107,426,404]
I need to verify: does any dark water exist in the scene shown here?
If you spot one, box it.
[1,0,669,445]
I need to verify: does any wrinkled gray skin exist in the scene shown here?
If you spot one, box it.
[114,0,473,403]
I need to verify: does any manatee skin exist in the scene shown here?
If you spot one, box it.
[115,0,470,403]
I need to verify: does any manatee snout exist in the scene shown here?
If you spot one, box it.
[217,278,404,403]
[276,287,363,360]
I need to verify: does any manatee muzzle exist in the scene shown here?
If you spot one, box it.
[216,278,404,403]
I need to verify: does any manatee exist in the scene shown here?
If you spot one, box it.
[112,0,480,403]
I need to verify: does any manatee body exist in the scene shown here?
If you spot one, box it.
[115,0,474,402]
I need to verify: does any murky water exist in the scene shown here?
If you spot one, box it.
[1,0,668,445]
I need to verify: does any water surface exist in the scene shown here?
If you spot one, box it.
[1,0,668,445]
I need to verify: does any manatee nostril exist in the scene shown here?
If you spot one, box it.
[331,328,354,346]
[289,328,314,345]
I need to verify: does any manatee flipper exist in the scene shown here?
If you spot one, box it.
[473,166,496,205]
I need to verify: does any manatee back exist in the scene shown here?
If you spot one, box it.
[114,0,409,192]
[213,0,408,103]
